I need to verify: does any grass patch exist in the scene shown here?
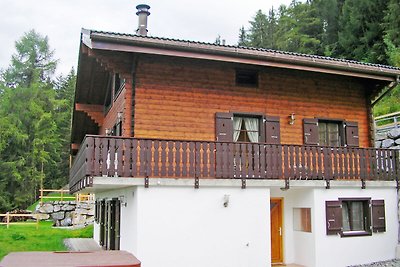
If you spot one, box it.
[0,221,93,261]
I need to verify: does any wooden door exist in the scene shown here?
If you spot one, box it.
[271,198,283,264]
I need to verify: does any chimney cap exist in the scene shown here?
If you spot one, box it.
[136,4,150,15]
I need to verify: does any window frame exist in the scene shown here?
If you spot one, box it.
[113,73,126,100]
[233,112,264,143]
[339,197,372,237]
[326,197,381,237]
[318,119,344,147]
[303,118,359,147]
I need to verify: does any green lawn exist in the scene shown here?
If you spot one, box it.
[0,221,93,261]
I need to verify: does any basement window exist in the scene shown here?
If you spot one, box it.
[326,198,386,237]
[236,69,258,87]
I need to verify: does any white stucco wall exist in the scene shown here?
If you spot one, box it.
[314,188,398,267]
[96,186,271,267]
[134,186,271,267]
[271,186,397,267]
[271,188,316,267]
[93,181,397,267]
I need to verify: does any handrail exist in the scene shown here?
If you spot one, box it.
[70,136,399,192]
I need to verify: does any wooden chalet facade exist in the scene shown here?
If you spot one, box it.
[70,22,400,267]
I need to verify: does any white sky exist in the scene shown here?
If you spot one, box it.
[0,0,293,76]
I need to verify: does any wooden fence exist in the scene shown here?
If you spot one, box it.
[0,213,39,229]
[39,189,94,206]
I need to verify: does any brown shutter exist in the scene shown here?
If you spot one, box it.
[372,199,386,233]
[303,118,319,145]
[95,200,99,223]
[345,121,359,147]
[326,200,342,235]
[99,200,105,246]
[215,112,233,142]
[264,115,281,144]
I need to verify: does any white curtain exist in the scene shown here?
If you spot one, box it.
[233,117,243,142]
[350,202,364,230]
[342,202,350,231]
[244,117,259,143]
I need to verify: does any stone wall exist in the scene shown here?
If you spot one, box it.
[375,128,400,149]
[33,200,94,227]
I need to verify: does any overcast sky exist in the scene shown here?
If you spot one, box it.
[0,0,293,76]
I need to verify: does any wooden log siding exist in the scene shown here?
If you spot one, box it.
[70,136,399,190]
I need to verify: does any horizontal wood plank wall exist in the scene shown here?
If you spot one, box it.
[99,87,125,135]
[134,55,370,147]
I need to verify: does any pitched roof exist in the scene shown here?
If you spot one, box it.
[81,29,400,82]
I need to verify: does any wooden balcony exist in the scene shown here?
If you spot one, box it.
[70,135,399,192]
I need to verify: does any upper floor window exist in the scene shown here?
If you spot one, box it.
[236,69,258,87]
[318,121,342,147]
[303,118,359,147]
[114,73,125,98]
[233,116,260,142]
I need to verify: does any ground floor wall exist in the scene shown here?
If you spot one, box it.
[93,182,397,267]
[271,186,398,267]
[95,186,271,267]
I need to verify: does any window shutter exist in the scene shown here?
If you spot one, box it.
[264,115,281,144]
[371,199,386,233]
[345,121,359,147]
[326,200,342,235]
[215,112,233,142]
[303,118,319,145]
[95,200,99,223]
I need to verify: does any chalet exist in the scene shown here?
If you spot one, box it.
[70,4,400,267]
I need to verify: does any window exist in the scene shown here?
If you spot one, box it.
[233,115,260,142]
[318,121,342,146]
[112,121,122,136]
[303,119,359,147]
[215,112,281,144]
[98,198,121,250]
[341,199,370,234]
[114,73,125,98]
[326,198,385,237]
[293,208,312,232]
[236,69,258,87]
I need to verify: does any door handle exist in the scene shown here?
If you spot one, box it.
[279,227,282,236]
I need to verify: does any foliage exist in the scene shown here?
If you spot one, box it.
[238,0,400,115]
[0,221,93,260]
[0,30,75,213]
[2,30,58,88]
[337,0,388,64]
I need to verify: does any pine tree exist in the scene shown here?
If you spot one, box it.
[275,1,323,54]
[238,26,248,46]
[248,10,269,48]
[338,0,389,64]
[2,29,58,87]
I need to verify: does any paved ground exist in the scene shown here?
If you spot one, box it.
[63,238,102,252]
[349,259,400,267]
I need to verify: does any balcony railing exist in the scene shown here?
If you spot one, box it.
[70,135,399,192]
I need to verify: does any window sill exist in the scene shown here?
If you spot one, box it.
[340,230,372,237]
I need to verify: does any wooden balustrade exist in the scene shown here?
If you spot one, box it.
[70,135,399,191]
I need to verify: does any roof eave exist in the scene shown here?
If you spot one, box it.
[82,30,400,82]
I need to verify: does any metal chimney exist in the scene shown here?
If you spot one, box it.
[136,4,150,36]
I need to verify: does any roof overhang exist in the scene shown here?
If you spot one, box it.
[82,29,400,83]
